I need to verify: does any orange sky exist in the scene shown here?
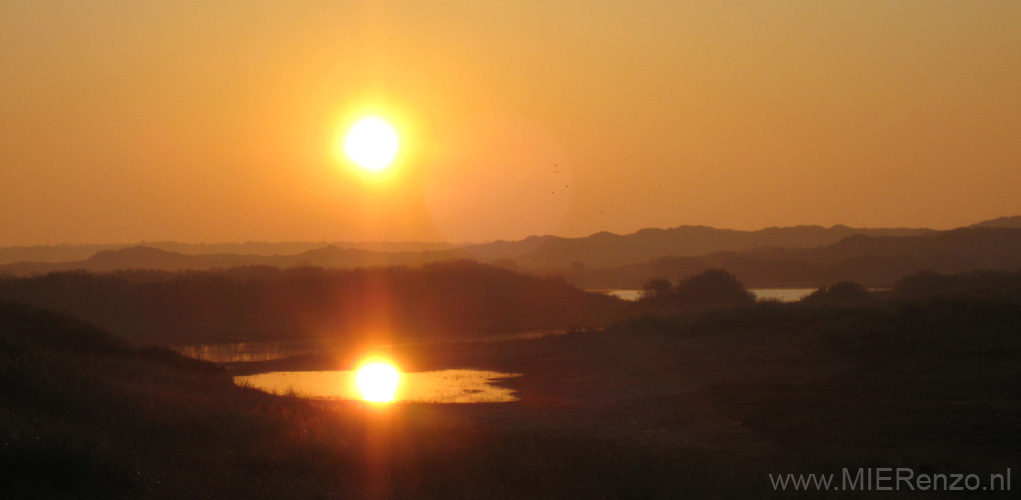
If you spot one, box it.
[2,1,1019,245]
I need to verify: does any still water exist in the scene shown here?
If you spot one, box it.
[235,369,521,403]
[599,288,816,302]
[749,288,816,302]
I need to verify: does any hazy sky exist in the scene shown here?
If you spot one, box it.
[2,1,1019,245]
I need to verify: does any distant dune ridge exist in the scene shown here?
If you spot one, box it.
[577,226,1021,288]
[0,221,945,270]
[0,240,457,265]
[970,215,1021,228]
[1,217,1018,289]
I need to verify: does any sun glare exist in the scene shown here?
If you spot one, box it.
[355,362,400,403]
[342,116,400,172]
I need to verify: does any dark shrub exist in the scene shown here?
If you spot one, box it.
[674,269,756,306]
[639,278,673,301]
[804,281,870,306]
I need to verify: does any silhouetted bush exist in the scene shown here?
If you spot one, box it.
[636,269,755,309]
[803,281,871,306]
[639,278,672,301]
[674,269,756,306]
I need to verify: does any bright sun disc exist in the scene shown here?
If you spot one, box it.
[342,116,399,172]
[355,362,400,403]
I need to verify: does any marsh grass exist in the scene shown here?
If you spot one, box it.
[2,285,1018,499]
[0,302,779,499]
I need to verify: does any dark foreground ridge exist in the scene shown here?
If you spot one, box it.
[0,302,762,499]
[0,261,625,344]
[2,269,1019,499]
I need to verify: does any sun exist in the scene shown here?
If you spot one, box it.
[341,115,400,172]
[355,362,400,403]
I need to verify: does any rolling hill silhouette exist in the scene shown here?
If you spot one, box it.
[2,218,1017,289]
[460,224,934,269]
[971,215,1021,228]
[0,240,456,265]
[1,222,937,276]
[574,227,1021,288]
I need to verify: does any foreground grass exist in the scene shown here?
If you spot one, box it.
[0,302,779,499]
[2,297,1018,499]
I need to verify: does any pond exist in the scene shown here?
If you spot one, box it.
[235,369,521,403]
[597,288,817,302]
[749,288,817,302]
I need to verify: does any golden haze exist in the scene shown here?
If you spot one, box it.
[1,1,1019,245]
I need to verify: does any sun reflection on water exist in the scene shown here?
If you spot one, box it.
[355,362,400,403]
[234,369,520,403]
